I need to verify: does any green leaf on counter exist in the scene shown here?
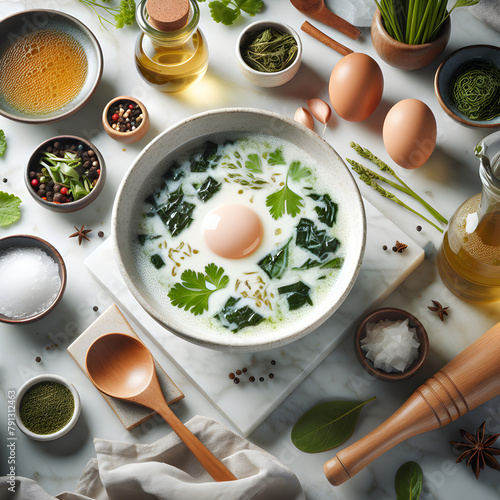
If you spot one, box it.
[0,191,21,227]
[258,238,291,279]
[216,296,264,332]
[203,0,263,25]
[0,130,6,157]
[291,397,376,453]
[277,281,312,310]
[395,461,423,500]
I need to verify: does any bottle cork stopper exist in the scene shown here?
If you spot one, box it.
[146,0,190,32]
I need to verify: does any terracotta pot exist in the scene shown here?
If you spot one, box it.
[371,8,450,70]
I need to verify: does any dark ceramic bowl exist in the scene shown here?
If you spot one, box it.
[434,44,500,128]
[26,135,106,213]
[0,9,103,124]
[0,235,67,324]
[354,307,429,381]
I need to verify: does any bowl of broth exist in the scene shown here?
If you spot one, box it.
[0,9,103,123]
[113,108,366,351]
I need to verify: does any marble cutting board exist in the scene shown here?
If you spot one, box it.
[85,200,424,436]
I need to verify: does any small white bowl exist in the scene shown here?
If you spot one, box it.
[15,374,81,441]
[237,20,302,87]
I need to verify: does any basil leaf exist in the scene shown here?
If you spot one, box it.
[258,238,291,279]
[291,397,376,453]
[308,193,338,227]
[395,462,423,500]
[278,281,312,310]
[295,218,339,259]
[216,297,264,332]
[197,176,221,202]
[150,254,165,269]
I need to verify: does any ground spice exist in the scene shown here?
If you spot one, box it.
[19,381,74,434]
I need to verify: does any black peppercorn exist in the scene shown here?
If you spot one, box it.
[93,306,99,312]
[249,376,255,382]
[234,377,240,384]
[271,360,276,366]
[259,377,264,382]
[269,373,274,379]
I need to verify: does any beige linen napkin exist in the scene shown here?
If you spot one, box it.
[3,416,304,500]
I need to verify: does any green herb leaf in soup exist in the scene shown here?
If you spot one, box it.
[291,397,376,453]
[197,176,221,202]
[395,461,423,500]
[266,180,304,219]
[156,186,195,237]
[190,141,220,172]
[295,218,339,259]
[216,296,264,332]
[258,238,291,279]
[268,148,287,165]
[308,193,338,227]
[288,161,310,182]
[150,254,165,269]
[278,281,312,310]
[245,153,263,173]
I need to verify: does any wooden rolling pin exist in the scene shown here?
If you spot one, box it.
[324,321,500,486]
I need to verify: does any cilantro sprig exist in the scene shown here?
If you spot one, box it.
[0,192,21,227]
[78,0,135,29]
[266,161,310,219]
[198,0,264,26]
[168,264,229,315]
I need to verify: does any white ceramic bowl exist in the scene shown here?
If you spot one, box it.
[113,108,366,351]
[15,374,81,441]
[236,20,302,87]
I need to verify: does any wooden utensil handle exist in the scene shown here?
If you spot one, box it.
[312,6,361,40]
[156,400,237,482]
[324,321,500,486]
[301,22,353,56]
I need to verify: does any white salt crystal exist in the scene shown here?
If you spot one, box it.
[0,247,61,319]
[361,318,420,373]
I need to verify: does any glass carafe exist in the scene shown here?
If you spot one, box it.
[135,0,208,93]
[437,130,500,302]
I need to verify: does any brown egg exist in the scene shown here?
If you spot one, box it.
[329,53,384,122]
[383,99,436,169]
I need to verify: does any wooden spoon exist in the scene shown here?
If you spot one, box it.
[85,332,236,482]
[290,0,361,40]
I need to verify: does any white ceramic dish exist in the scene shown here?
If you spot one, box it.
[236,20,302,88]
[15,374,81,441]
[112,108,366,351]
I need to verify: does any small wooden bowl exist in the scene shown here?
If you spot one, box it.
[102,96,150,144]
[371,8,450,71]
[0,235,67,324]
[354,307,429,381]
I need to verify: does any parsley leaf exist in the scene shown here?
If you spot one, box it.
[203,0,263,25]
[0,130,6,157]
[0,191,21,227]
[268,149,286,165]
[79,0,136,29]
[236,0,263,15]
[288,161,310,182]
[114,0,135,28]
[245,154,262,173]
[266,162,306,219]
[168,264,229,316]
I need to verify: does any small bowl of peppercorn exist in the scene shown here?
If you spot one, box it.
[25,136,106,213]
[15,373,81,441]
[102,96,150,144]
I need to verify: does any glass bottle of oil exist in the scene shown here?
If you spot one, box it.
[135,0,208,93]
[437,130,500,302]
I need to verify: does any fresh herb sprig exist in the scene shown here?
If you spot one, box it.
[375,0,478,45]
[198,0,264,26]
[78,0,135,29]
[0,130,6,157]
[0,191,21,227]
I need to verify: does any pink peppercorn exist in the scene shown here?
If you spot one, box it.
[128,104,134,109]
[112,113,119,121]
[31,178,39,187]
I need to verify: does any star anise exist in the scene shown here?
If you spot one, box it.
[69,225,92,245]
[450,421,500,479]
[392,240,408,253]
[428,300,449,321]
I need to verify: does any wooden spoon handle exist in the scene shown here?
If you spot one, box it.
[324,321,500,486]
[156,402,237,482]
[301,22,352,56]
[312,5,361,40]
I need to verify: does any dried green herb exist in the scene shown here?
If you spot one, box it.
[295,218,339,259]
[242,27,298,73]
[216,296,264,332]
[395,461,423,500]
[197,176,221,202]
[258,238,291,279]
[278,281,312,310]
[291,397,376,453]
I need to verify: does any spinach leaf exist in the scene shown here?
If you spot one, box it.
[320,257,344,269]
[144,194,158,207]
[278,281,312,310]
[138,234,162,246]
[245,153,262,173]
[164,162,184,182]
[191,141,220,172]
[150,254,165,269]
[216,297,264,332]
[395,462,423,500]
[156,186,195,236]
[295,218,339,259]
[197,176,221,202]
[258,238,291,279]
[292,258,321,271]
[308,193,338,227]
[291,397,376,453]
[268,149,286,165]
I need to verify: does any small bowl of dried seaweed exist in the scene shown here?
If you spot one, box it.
[237,20,302,88]
[434,44,500,128]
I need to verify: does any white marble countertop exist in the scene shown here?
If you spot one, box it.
[1,1,499,499]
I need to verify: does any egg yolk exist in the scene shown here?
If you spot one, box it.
[203,204,263,259]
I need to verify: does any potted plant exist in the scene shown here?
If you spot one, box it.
[371,0,479,70]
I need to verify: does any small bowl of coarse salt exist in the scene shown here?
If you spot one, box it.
[0,235,66,324]
[355,308,429,381]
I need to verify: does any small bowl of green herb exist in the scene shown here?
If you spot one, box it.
[237,20,302,88]
[15,374,81,441]
[434,44,500,128]
[25,135,106,213]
